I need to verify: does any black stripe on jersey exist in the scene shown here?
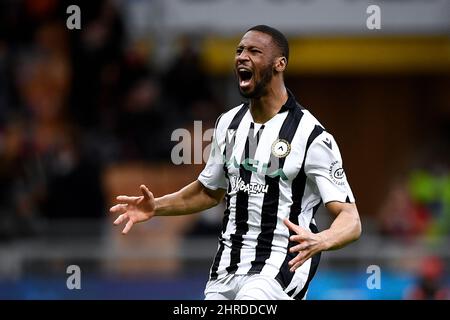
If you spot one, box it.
[275,124,324,290]
[249,106,304,273]
[230,104,249,130]
[227,122,265,274]
[210,104,248,280]
[294,222,322,300]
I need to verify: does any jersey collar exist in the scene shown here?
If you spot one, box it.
[243,88,300,113]
[278,88,299,113]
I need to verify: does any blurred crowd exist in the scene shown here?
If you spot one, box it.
[377,168,450,243]
[0,0,222,240]
[405,255,450,300]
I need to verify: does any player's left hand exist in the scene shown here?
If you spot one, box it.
[283,218,326,272]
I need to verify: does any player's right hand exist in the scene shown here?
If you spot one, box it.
[109,184,155,235]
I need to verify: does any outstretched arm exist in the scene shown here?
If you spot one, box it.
[110,180,225,234]
[284,201,361,272]
[155,180,226,217]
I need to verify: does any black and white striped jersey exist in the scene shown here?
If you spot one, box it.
[198,89,355,300]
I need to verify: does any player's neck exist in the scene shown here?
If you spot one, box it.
[249,82,288,124]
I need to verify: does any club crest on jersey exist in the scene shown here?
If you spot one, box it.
[271,139,291,158]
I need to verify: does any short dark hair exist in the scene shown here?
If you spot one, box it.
[247,25,289,63]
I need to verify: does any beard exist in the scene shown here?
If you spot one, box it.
[238,64,273,99]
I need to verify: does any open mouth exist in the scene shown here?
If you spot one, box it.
[237,68,253,88]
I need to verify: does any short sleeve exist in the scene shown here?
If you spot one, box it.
[304,131,355,204]
[198,117,227,191]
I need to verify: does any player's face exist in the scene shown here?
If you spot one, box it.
[235,31,276,99]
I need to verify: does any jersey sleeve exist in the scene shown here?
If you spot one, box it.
[304,131,355,204]
[197,116,227,191]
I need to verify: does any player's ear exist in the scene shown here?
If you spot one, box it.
[274,56,287,72]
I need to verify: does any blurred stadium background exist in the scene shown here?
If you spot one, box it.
[0,0,449,300]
